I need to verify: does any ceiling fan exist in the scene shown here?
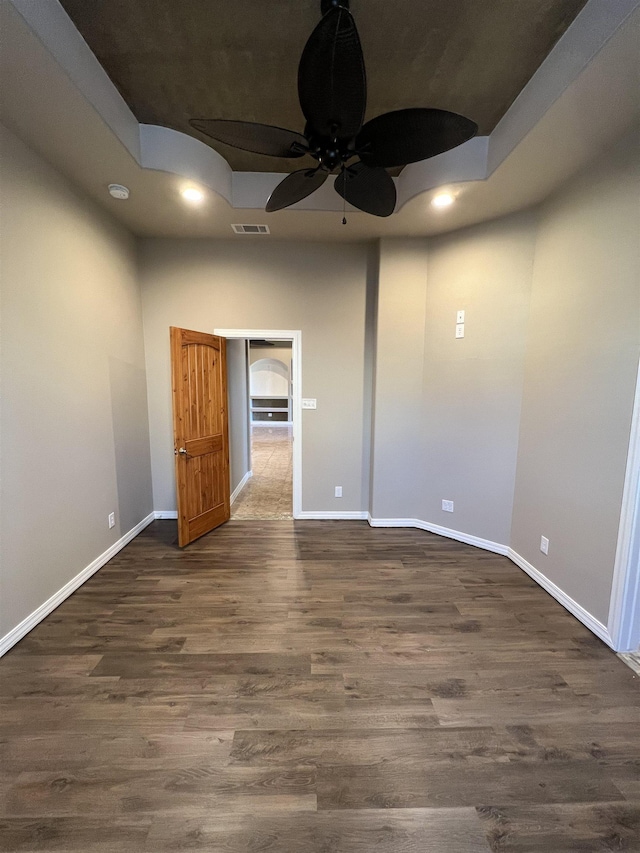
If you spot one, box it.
[190,0,477,218]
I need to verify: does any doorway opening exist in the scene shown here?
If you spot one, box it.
[215,329,302,520]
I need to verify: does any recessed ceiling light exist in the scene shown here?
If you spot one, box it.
[181,187,205,204]
[108,184,129,200]
[432,192,455,209]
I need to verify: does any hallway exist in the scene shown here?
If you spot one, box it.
[231,426,293,520]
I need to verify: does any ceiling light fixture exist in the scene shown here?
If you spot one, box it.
[181,187,205,204]
[432,192,455,209]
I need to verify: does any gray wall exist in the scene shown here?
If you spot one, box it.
[511,129,640,625]
[0,122,153,640]
[139,239,371,514]
[363,243,379,515]
[371,216,535,547]
[226,338,250,495]
[420,213,535,544]
[371,239,430,519]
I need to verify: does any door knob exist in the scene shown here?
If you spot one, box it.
[176,447,188,455]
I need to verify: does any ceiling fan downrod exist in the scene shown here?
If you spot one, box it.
[321,0,349,13]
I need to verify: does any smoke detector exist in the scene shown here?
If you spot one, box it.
[108,184,130,200]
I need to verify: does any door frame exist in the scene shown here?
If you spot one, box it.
[215,328,302,519]
[609,357,640,652]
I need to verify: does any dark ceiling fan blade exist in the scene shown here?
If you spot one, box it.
[189,119,308,158]
[334,161,396,217]
[266,168,328,212]
[357,108,478,168]
[297,6,366,140]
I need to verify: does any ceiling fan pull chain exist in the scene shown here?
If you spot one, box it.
[341,170,347,225]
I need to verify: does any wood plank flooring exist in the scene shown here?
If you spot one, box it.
[1,520,639,852]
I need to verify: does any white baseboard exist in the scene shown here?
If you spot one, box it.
[0,511,155,658]
[366,515,612,648]
[154,510,178,519]
[230,470,253,505]
[367,515,509,555]
[618,652,640,675]
[296,511,369,520]
[507,548,613,648]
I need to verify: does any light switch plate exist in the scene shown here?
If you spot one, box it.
[456,310,465,324]
[302,398,317,409]
[455,324,465,339]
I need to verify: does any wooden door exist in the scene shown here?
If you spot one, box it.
[170,327,230,547]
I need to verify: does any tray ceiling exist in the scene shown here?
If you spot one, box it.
[58,0,588,173]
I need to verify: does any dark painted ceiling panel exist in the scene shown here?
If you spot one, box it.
[59,0,588,172]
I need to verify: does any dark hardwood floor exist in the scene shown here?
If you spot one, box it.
[1,520,639,852]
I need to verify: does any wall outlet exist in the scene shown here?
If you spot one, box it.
[455,324,465,339]
[442,499,454,512]
[108,512,115,529]
[540,535,549,555]
[302,398,317,409]
[334,486,342,498]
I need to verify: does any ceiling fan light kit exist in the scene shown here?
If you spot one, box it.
[190,1,477,218]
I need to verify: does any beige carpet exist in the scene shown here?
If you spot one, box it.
[231,426,293,519]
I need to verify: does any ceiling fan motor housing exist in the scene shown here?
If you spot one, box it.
[306,129,354,172]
